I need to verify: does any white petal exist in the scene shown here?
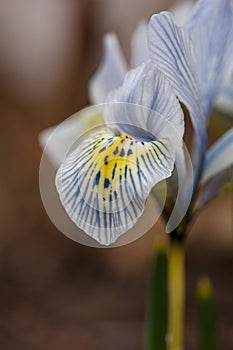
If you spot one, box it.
[39,106,103,169]
[88,34,128,104]
[130,21,149,68]
[56,128,175,245]
[185,0,233,115]
[201,127,233,185]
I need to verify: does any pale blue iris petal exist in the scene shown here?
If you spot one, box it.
[130,21,149,68]
[185,0,233,115]
[147,12,206,153]
[105,61,184,144]
[171,1,194,26]
[55,128,175,246]
[201,127,233,185]
[88,34,128,104]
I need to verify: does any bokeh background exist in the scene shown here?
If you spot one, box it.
[0,1,232,349]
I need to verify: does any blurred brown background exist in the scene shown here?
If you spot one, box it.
[0,1,232,349]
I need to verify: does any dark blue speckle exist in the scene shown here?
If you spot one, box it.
[104,178,110,188]
[124,165,128,178]
[95,171,101,185]
[112,163,117,179]
[99,146,106,153]
[120,149,125,157]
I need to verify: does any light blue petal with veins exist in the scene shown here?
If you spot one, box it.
[147,12,207,159]
[185,0,233,115]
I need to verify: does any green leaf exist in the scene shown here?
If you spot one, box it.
[144,240,167,350]
[196,277,218,350]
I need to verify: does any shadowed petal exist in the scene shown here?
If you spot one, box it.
[201,128,233,185]
[88,34,128,104]
[56,128,174,245]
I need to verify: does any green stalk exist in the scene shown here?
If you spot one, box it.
[144,240,167,350]
[167,241,185,350]
[197,277,218,350]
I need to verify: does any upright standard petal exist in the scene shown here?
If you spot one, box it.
[130,21,149,68]
[147,12,207,155]
[88,34,128,104]
[201,127,233,185]
[56,128,175,245]
[105,61,184,143]
[185,0,233,115]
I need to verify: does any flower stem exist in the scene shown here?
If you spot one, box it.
[144,240,167,350]
[167,241,185,350]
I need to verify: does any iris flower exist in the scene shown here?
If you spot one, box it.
[40,0,233,246]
